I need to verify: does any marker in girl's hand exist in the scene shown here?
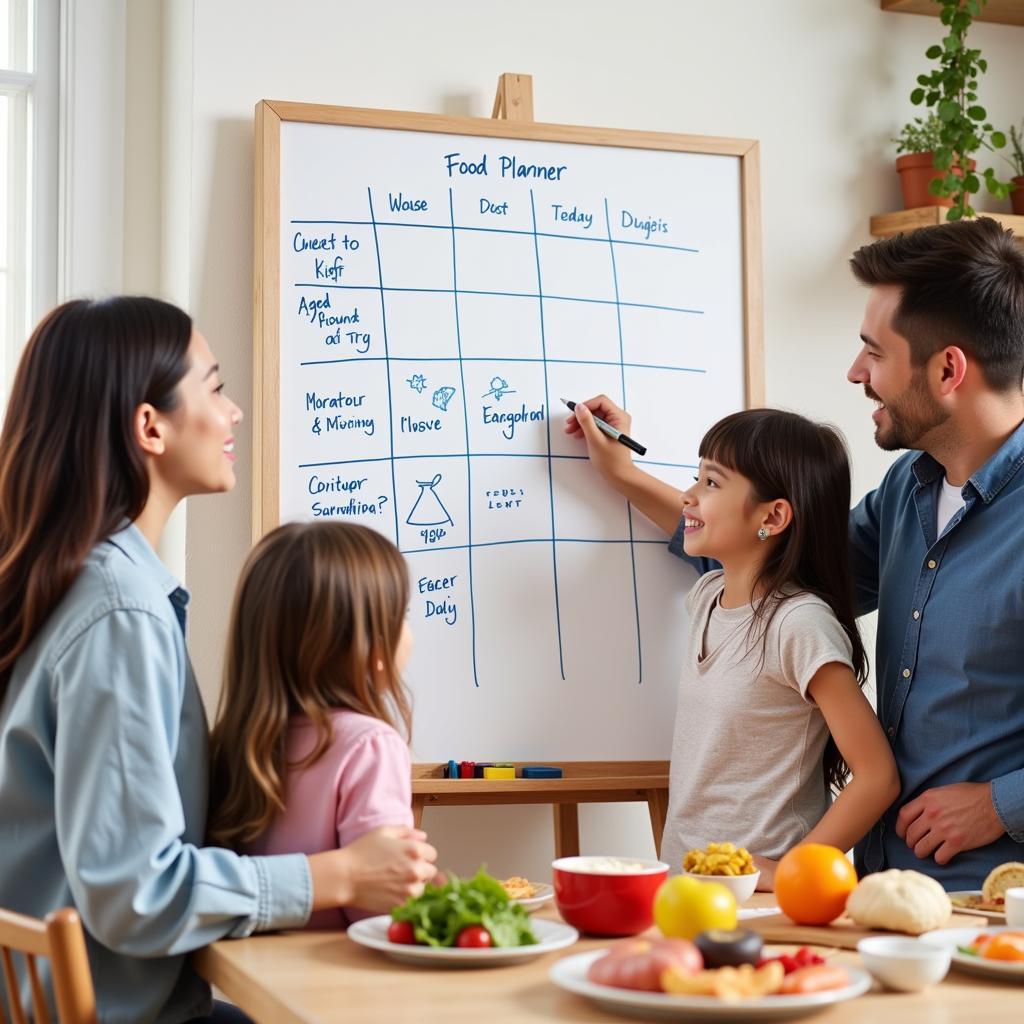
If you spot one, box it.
[561,398,647,456]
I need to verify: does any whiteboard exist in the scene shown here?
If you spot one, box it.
[255,102,762,762]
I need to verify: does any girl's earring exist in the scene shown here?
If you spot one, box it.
[376,659,385,672]
[757,527,770,541]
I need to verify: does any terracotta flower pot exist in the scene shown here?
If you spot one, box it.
[896,152,975,209]
[1011,176,1024,217]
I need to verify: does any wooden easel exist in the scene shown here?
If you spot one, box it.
[412,760,670,860]
[409,74,671,863]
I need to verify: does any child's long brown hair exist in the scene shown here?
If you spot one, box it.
[699,409,868,793]
[207,521,412,848]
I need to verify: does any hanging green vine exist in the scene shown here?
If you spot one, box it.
[909,0,1010,221]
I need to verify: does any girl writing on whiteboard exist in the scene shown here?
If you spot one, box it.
[0,299,435,1023]
[208,521,418,928]
[567,400,899,889]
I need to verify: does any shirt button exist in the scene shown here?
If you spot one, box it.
[887,726,895,739]
[902,668,911,678]
[927,559,937,569]
[913,610,921,620]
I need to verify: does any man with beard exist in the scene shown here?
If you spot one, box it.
[565,218,1024,889]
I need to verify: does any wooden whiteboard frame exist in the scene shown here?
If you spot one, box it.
[252,99,764,540]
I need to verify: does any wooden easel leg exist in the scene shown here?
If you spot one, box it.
[553,803,580,859]
[646,787,669,860]
[412,795,427,831]
[491,73,534,122]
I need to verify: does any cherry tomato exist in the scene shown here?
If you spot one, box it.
[387,920,416,944]
[455,925,492,948]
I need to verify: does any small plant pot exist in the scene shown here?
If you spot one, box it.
[896,152,974,209]
[1011,176,1024,217]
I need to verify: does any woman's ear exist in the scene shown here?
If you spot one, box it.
[135,403,168,457]
[761,498,793,537]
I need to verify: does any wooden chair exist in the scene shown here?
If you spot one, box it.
[0,907,96,1024]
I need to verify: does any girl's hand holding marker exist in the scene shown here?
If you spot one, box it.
[561,398,647,456]
[563,394,640,483]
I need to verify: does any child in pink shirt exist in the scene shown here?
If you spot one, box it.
[208,521,417,928]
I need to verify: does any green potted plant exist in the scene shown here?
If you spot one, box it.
[908,0,1011,221]
[1001,122,1024,216]
[894,115,957,209]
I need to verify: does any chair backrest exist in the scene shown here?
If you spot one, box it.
[0,907,96,1024]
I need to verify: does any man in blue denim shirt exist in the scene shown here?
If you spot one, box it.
[565,218,1024,890]
[843,220,1024,888]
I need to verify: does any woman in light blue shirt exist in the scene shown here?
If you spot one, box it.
[0,297,438,1024]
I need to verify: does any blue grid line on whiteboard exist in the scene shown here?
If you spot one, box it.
[298,356,707,375]
[603,195,642,685]
[298,453,698,469]
[291,217,700,255]
[399,538,670,556]
[365,187,402,544]
[292,282,702,317]
[528,187,566,681]
[445,186,480,688]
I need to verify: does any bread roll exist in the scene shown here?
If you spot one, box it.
[845,869,951,935]
[981,862,1024,903]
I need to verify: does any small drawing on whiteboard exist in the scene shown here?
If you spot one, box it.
[406,473,453,527]
[482,376,516,402]
[407,373,428,394]
[431,386,456,412]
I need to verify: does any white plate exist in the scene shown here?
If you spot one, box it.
[549,951,872,1022]
[947,890,1007,922]
[920,925,1024,981]
[512,882,554,912]
[347,915,577,967]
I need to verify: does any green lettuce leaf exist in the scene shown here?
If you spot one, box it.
[390,868,538,948]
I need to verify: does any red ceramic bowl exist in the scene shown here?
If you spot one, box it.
[552,856,669,936]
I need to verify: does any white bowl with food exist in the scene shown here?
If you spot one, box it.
[857,935,951,991]
[680,868,760,904]
[681,843,760,904]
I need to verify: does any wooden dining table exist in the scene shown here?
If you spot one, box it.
[193,894,1023,1023]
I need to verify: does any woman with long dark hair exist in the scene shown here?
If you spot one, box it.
[0,298,436,1023]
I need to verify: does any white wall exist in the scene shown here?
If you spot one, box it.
[137,0,1024,880]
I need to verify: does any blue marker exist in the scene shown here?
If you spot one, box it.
[561,398,647,456]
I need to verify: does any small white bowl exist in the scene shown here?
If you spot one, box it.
[1005,886,1024,927]
[681,869,760,904]
[857,935,951,991]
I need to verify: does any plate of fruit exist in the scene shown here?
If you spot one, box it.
[919,926,1024,980]
[550,931,870,1021]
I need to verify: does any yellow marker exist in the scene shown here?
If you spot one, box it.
[483,766,515,780]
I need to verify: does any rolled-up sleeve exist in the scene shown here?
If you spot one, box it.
[52,608,311,957]
[991,772,1024,843]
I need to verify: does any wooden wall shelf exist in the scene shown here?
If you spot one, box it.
[870,207,1024,237]
[881,0,1024,27]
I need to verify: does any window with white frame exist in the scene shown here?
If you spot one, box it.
[0,0,56,405]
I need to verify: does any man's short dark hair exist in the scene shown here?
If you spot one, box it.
[850,218,1024,391]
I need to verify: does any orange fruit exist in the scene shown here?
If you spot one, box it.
[774,844,857,925]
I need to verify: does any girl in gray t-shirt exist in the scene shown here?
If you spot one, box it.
[661,409,900,889]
